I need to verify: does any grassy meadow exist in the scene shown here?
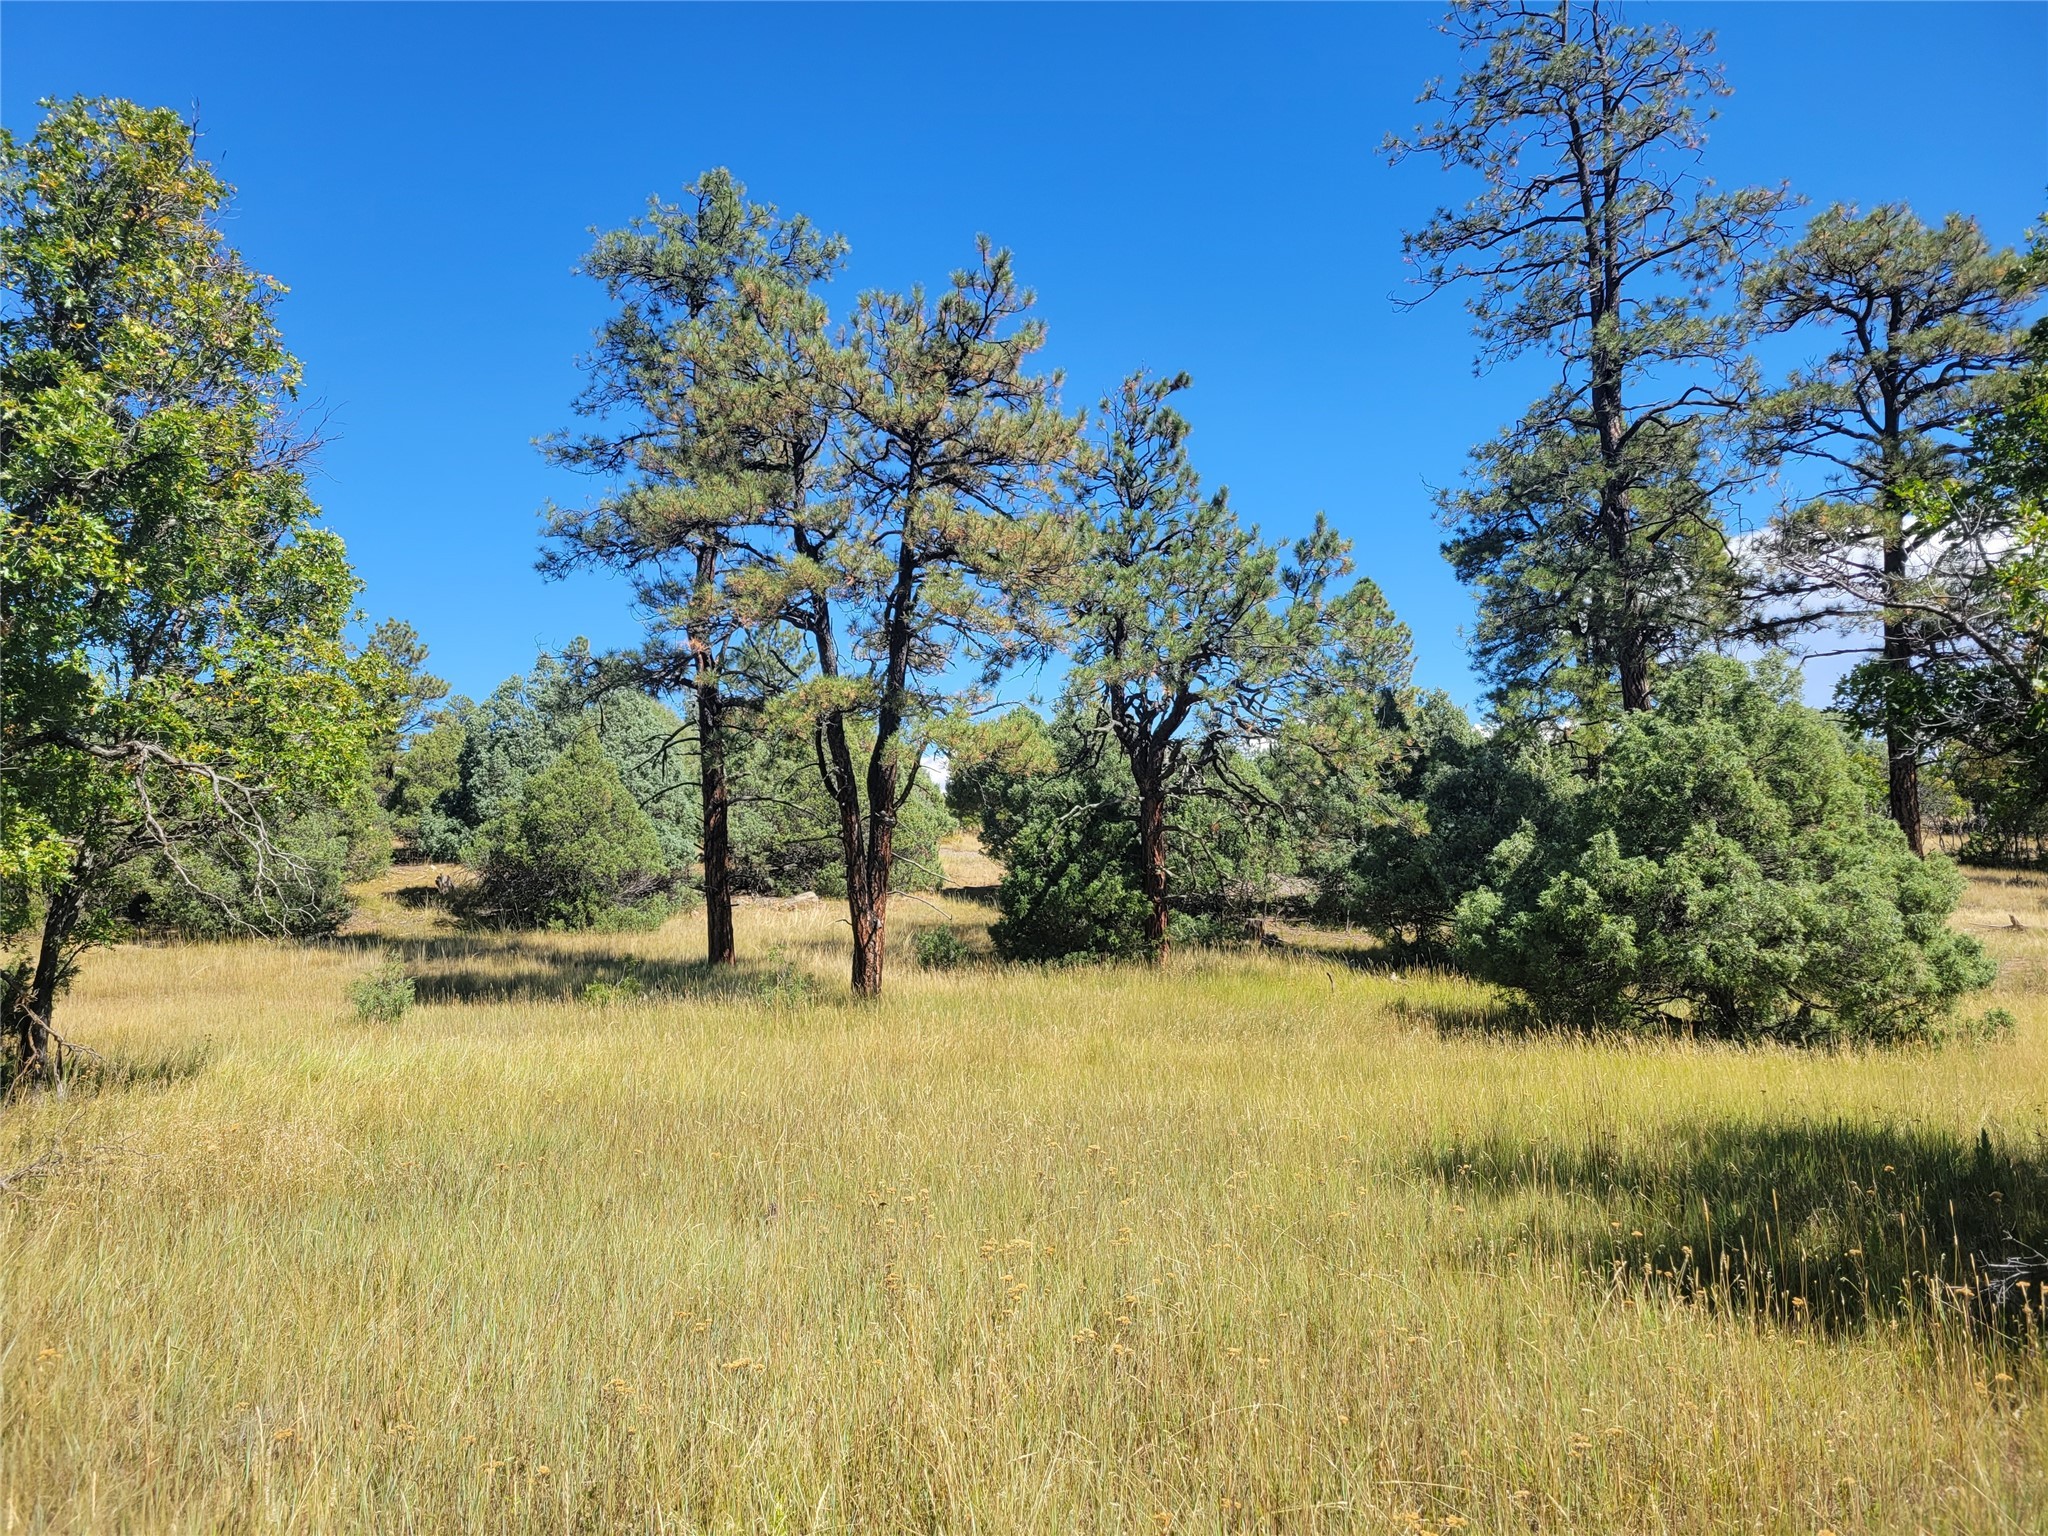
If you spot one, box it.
[3,854,2045,1534]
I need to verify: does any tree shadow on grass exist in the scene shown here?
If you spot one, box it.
[387,882,448,911]
[4,1039,215,1104]
[324,933,835,1009]
[1422,1118,2048,1345]
[1282,935,1410,975]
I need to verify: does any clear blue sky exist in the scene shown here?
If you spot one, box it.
[6,3,2044,710]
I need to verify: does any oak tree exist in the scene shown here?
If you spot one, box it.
[1,99,385,1077]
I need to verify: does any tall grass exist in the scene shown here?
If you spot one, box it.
[3,868,2044,1533]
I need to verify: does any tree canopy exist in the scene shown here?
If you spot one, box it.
[1,97,389,1075]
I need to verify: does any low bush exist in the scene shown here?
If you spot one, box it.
[913,926,972,969]
[1167,910,1252,950]
[350,957,415,1023]
[580,970,646,1007]
[756,944,818,1007]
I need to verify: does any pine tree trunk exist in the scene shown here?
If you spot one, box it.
[1139,780,1170,964]
[1616,632,1652,715]
[849,787,897,997]
[848,870,887,998]
[1881,539,1925,855]
[1591,364,1653,715]
[1886,714,1924,856]
[820,711,892,998]
[696,683,736,966]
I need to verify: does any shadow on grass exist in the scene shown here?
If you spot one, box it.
[1283,931,1480,984]
[387,882,448,911]
[4,1039,216,1104]
[323,933,836,1009]
[1422,1118,2048,1344]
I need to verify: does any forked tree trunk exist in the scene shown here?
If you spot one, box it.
[696,682,737,965]
[1138,780,1170,964]
[820,712,894,998]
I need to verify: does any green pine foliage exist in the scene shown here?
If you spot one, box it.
[978,747,1151,964]
[1389,3,1789,722]
[406,655,697,875]
[727,721,952,898]
[1315,693,1568,948]
[1743,204,2041,849]
[1450,659,2000,1041]
[962,710,1330,964]
[472,732,674,930]
[1059,370,1413,959]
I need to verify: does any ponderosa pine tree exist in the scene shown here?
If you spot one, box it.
[1065,371,1412,960]
[1388,0,1789,722]
[786,243,1079,996]
[542,170,844,963]
[1,99,386,1077]
[1742,205,2040,852]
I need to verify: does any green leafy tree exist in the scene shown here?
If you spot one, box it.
[542,169,844,964]
[1743,204,2040,851]
[1388,0,1789,722]
[1451,658,1998,1041]
[474,731,671,930]
[1,98,385,1077]
[1064,370,1411,960]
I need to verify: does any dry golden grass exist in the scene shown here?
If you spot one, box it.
[3,868,2045,1534]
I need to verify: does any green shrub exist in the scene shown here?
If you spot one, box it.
[1315,692,1568,946]
[473,731,672,929]
[580,968,645,1007]
[1167,910,1248,950]
[756,944,817,1007]
[350,957,415,1023]
[968,707,1349,963]
[1450,658,1999,1042]
[108,786,391,940]
[913,925,972,969]
[987,794,1150,962]
[412,657,698,871]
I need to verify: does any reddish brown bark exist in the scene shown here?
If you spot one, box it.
[1138,779,1170,964]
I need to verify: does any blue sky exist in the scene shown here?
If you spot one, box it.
[6,2,2044,711]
